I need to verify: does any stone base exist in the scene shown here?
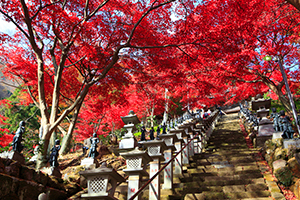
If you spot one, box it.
[80,157,99,168]
[255,135,272,148]
[258,124,275,137]
[283,139,300,149]
[119,137,137,150]
[29,155,38,162]
[41,166,62,178]
[272,132,283,140]
[0,151,25,165]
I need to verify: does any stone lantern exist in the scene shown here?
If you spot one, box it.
[119,111,140,150]
[251,95,275,147]
[80,164,125,200]
[141,140,168,200]
[120,147,152,200]
[158,133,177,189]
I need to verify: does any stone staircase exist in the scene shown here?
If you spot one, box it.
[112,113,285,200]
[168,113,275,200]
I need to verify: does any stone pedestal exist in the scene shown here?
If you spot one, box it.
[273,132,283,140]
[284,139,300,149]
[41,166,62,178]
[81,157,99,168]
[0,151,25,165]
[256,124,275,147]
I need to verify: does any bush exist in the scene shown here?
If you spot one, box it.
[275,166,293,187]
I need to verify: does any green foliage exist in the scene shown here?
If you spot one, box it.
[0,88,40,156]
[275,167,293,187]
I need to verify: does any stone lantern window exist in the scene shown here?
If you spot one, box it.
[80,165,125,200]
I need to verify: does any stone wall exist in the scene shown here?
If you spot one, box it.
[0,157,80,200]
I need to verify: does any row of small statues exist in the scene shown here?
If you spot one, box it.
[270,108,295,139]
[11,121,101,167]
[240,104,295,139]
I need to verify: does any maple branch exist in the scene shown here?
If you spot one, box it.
[129,43,192,49]
[19,0,43,53]
[84,0,90,19]
[85,0,110,21]
[0,9,29,39]
[25,85,40,108]
[49,83,91,133]
[65,55,86,68]
[0,80,18,89]
[126,0,176,45]
[31,1,60,21]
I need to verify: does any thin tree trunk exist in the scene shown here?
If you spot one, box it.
[262,77,292,113]
[163,88,168,124]
[150,101,155,127]
[60,98,84,155]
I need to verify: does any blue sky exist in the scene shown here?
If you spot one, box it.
[0,16,16,35]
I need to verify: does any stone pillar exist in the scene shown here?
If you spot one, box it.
[140,140,167,200]
[149,159,161,200]
[120,147,152,200]
[169,129,186,175]
[174,141,182,174]
[182,130,189,165]
[188,132,195,157]
[128,174,142,200]
[158,134,177,190]
[163,148,173,189]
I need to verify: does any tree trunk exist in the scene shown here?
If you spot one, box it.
[150,102,155,127]
[60,98,84,155]
[287,0,300,12]
[262,78,292,113]
[163,88,169,124]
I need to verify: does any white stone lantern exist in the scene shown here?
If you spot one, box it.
[140,140,168,200]
[119,111,141,150]
[80,165,125,200]
[120,147,152,200]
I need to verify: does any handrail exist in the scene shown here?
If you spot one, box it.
[129,112,218,200]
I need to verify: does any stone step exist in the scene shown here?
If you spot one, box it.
[183,191,272,200]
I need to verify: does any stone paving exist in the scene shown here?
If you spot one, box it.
[170,113,286,200]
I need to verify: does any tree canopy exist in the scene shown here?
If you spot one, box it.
[0,0,300,167]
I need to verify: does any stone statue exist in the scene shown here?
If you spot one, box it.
[156,126,160,136]
[149,127,154,140]
[174,118,178,127]
[140,125,146,141]
[281,116,294,139]
[49,139,61,167]
[278,110,286,132]
[270,107,280,132]
[88,133,99,158]
[162,123,167,134]
[12,121,25,153]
